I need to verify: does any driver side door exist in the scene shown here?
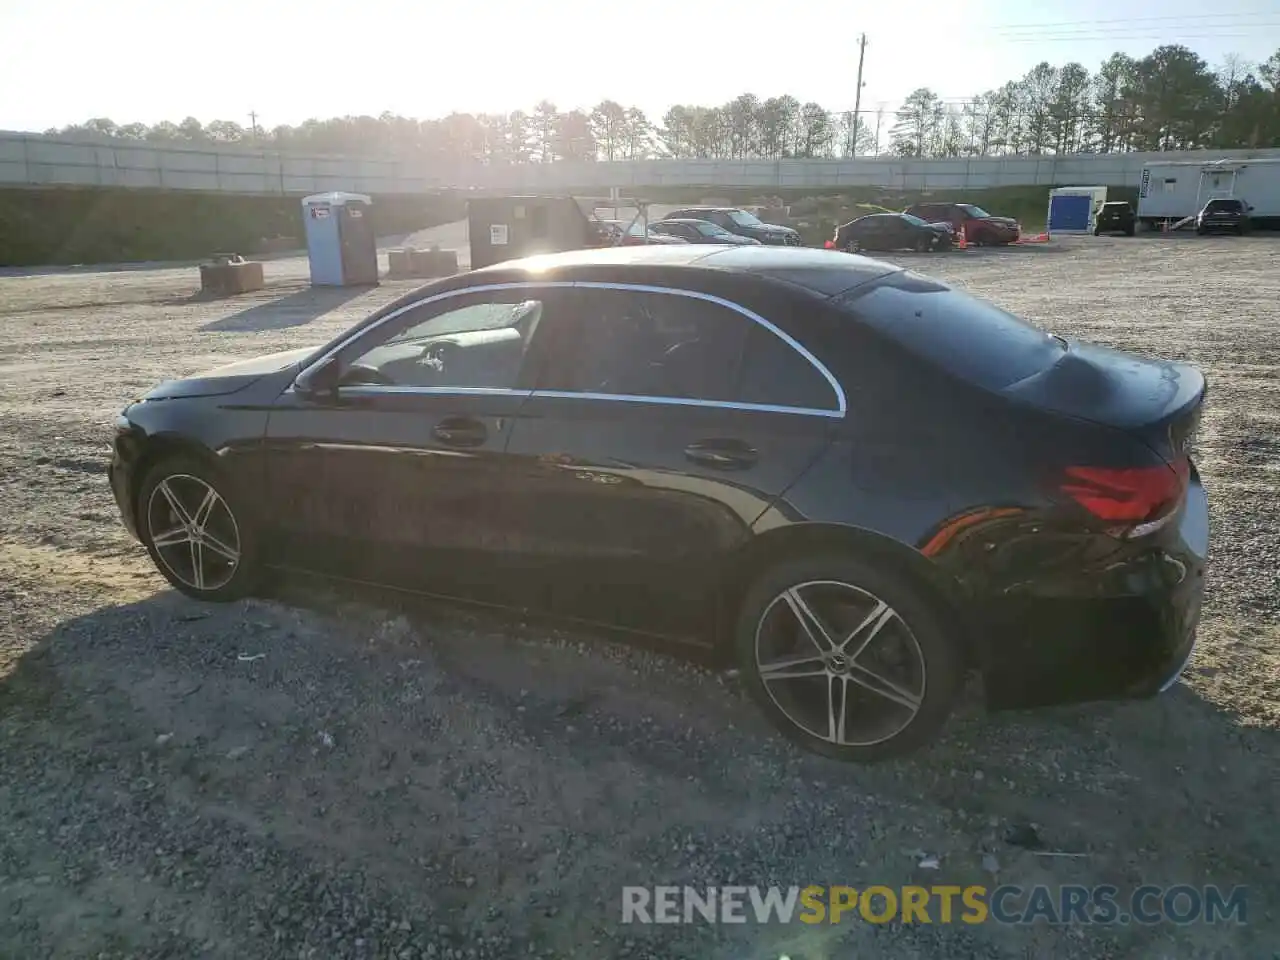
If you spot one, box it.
[261,285,554,602]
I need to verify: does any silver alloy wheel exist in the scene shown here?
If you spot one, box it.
[145,473,241,592]
[754,580,926,747]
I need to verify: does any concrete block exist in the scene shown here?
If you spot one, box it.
[199,257,265,297]
[387,247,459,280]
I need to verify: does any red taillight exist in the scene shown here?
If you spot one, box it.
[1060,461,1187,524]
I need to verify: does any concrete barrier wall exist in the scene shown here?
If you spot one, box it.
[3,131,1278,195]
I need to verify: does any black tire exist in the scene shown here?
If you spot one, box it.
[844,240,861,254]
[733,553,964,762]
[914,235,930,253]
[1125,226,1135,237]
[138,454,261,602]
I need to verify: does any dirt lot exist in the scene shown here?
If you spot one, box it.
[1,235,1278,959]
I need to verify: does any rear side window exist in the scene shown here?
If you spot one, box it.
[541,288,746,401]
[838,272,1065,391]
[738,322,839,411]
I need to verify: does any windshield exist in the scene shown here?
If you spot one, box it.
[727,209,763,226]
[695,222,729,236]
[837,272,1065,391]
[959,204,991,219]
[899,213,929,227]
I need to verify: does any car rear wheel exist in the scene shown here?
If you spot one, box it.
[844,240,862,254]
[914,235,930,253]
[139,455,260,602]
[734,554,963,761]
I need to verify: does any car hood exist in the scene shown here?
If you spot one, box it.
[748,224,799,236]
[143,346,319,400]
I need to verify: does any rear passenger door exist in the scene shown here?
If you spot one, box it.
[496,283,843,640]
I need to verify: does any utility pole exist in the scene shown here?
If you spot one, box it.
[852,33,867,155]
[249,110,260,141]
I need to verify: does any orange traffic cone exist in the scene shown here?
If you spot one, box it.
[955,224,967,249]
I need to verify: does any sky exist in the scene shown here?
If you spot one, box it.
[1,0,1278,133]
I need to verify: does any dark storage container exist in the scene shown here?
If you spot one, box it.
[467,196,596,270]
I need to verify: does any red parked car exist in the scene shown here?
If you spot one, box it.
[904,202,1021,245]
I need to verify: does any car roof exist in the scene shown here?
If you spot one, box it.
[670,205,735,211]
[466,245,902,298]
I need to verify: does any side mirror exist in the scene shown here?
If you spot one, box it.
[293,355,341,400]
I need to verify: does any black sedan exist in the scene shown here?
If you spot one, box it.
[110,245,1208,761]
[665,206,802,245]
[834,213,953,253]
[649,218,762,245]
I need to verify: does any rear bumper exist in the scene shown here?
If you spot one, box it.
[979,478,1208,711]
[1198,219,1246,232]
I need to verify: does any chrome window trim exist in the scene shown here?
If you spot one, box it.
[293,279,846,418]
[529,390,842,419]
[340,385,533,399]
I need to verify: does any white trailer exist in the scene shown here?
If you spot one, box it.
[1137,156,1280,229]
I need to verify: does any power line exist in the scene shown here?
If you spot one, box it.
[994,29,1278,44]
[991,11,1278,30]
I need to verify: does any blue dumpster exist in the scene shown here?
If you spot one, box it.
[302,192,379,286]
[1047,193,1092,233]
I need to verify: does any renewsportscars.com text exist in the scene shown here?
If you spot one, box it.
[621,884,1248,926]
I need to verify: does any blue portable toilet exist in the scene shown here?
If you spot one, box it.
[302,192,379,286]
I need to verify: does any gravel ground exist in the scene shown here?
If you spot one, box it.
[1,234,1278,959]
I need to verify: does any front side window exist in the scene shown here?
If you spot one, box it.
[540,289,745,401]
[695,222,730,237]
[342,294,544,389]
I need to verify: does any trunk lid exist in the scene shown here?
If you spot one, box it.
[1004,339,1205,463]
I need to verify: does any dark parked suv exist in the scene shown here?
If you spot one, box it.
[904,202,1020,245]
[1196,198,1251,236]
[665,207,802,246]
[1094,201,1136,237]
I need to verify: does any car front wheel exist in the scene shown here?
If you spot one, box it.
[734,554,963,761]
[139,455,260,602]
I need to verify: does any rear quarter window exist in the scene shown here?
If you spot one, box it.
[836,271,1065,391]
